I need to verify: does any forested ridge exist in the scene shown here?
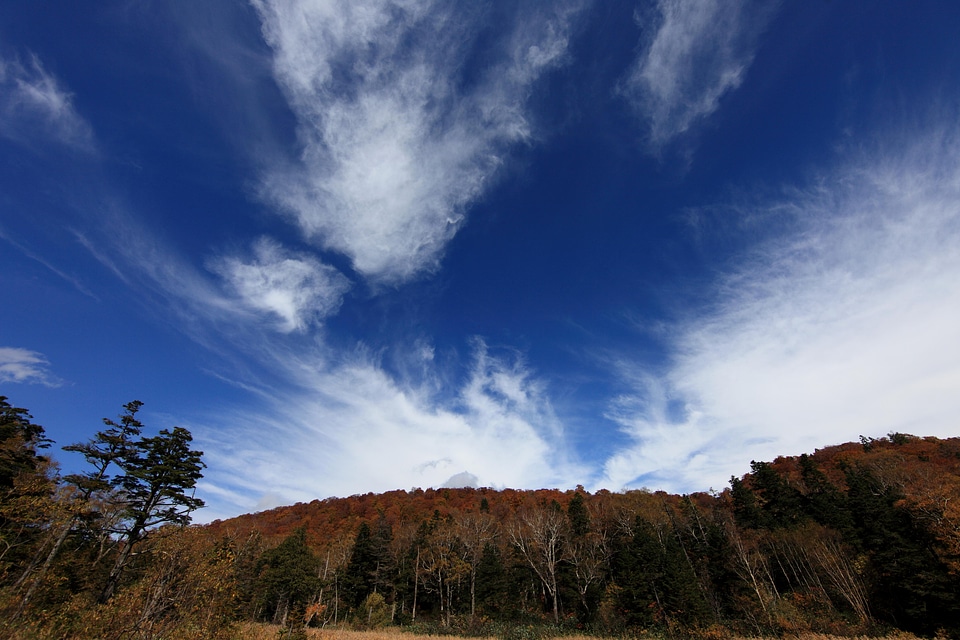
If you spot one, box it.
[2,394,959,639]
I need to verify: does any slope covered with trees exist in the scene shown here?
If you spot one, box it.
[206,432,960,638]
[2,393,959,639]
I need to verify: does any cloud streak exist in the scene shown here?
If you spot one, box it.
[602,120,960,493]
[0,52,94,151]
[621,0,773,151]
[253,0,586,282]
[0,347,62,387]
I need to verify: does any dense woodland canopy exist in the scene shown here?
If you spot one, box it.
[2,394,959,639]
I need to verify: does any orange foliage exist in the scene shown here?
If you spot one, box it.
[206,486,587,552]
[207,435,960,570]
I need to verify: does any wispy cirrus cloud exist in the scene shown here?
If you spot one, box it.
[621,0,775,151]
[0,52,94,151]
[196,340,586,519]
[601,120,960,493]
[252,0,586,282]
[211,238,350,333]
[0,227,98,299]
[0,347,62,387]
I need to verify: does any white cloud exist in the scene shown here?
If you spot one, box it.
[0,347,61,387]
[442,471,479,488]
[211,238,350,332]
[252,0,585,282]
[196,341,586,516]
[69,201,285,362]
[601,121,960,493]
[621,0,774,151]
[0,53,94,150]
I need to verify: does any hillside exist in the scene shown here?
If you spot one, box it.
[208,433,960,550]
[201,433,960,637]
[5,425,960,639]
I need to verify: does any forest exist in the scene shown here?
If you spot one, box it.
[2,394,959,639]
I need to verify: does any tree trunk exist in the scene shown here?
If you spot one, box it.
[99,530,141,604]
[13,516,75,619]
[551,581,559,624]
[412,546,419,622]
[445,579,454,627]
[470,568,476,618]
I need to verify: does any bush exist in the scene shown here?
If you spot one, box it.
[355,592,392,629]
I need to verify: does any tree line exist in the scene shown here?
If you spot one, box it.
[3,393,960,639]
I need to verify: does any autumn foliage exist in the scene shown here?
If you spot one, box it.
[2,393,960,639]
[202,433,960,639]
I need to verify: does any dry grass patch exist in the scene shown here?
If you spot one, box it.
[781,635,924,640]
[233,624,496,640]
[232,626,929,640]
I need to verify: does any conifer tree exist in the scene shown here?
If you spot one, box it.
[99,422,205,602]
[54,402,205,603]
[343,522,379,608]
[0,396,51,490]
[256,527,320,627]
[474,541,508,614]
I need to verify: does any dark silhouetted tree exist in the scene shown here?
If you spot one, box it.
[84,403,206,602]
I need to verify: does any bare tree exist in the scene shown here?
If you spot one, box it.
[809,528,871,623]
[724,517,778,631]
[567,528,608,615]
[510,499,568,623]
[418,515,468,626]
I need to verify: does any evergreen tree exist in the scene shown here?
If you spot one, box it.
[256,527,321,626]
[749,461,805,528]
[700,512,742,621]
[659,524,711,626]
[62,400,143,501]
[845,465,958,634]
[729,476,764,530]
[612,517,664,627]
[567,492,590,538]
[798,454,853,535]
[0,396,51,490]
[613,516,710,629]
[474,541,508,615]
[62,402,207,603]
[371,513,394,598]
[342,522,383,608]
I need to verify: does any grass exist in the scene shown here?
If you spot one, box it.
[231,624,926,640]
[234,625,495,640]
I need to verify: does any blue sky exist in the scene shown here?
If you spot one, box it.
[2,1,960,522]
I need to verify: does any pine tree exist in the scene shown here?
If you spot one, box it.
[67,402,207,603]
[845,465,957,634]
[256,527,320,627]
[568,492,590,538]
[0,396,51,490]
[474,541,508,614]
[342,522,378,608]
